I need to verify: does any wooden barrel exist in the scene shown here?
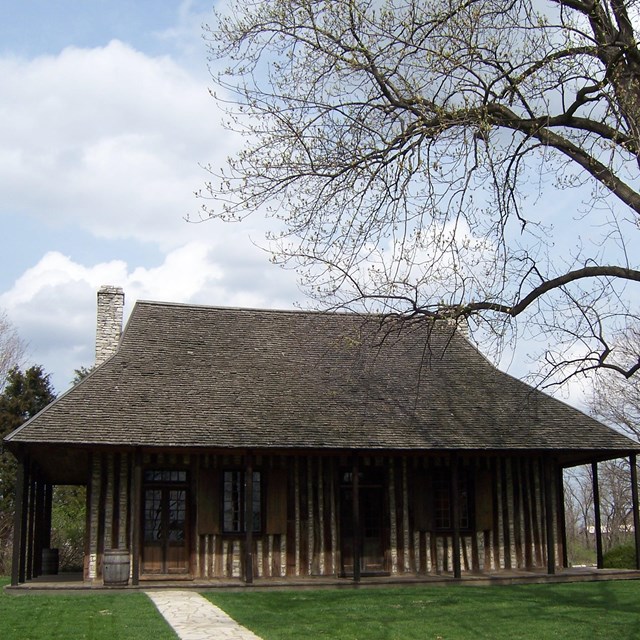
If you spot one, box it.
[41,548,59,575]
[103,549,130,586]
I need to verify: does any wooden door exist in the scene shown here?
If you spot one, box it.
[142,471,189,575]
[340,469,386,576]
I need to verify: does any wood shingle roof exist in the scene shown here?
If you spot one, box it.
[5,301,637,458]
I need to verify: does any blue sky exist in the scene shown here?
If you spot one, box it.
[0,1,302,392]
[0,1,182,57]
[0,0,609,410]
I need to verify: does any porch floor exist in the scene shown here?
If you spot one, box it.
[6,567,640,592]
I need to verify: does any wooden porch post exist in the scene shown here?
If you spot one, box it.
[244,451,254,584]
[18,456,30,583]
[11,454,26,586]
[451,454,461,579]
[43,482,53,550]
[26,467,37,580]
[352,454,361,583]
[131,451,142,586]
[544,458,556,575]
[33,473,45,578]
[629,454,640,571]
[556,467,568,569]
[591,461,604,569]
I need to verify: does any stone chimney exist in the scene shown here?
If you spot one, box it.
[437,303,470,339]
[95,285,125,365]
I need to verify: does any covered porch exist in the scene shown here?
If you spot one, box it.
[7,445,640,589]
[7,566,640,592]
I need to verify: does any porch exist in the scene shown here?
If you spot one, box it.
[8,449,640,588]
[7,566,640,592]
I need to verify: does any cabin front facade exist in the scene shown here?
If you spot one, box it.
[5,287,639,586]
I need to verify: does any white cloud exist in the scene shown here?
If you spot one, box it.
[0,39,233,249]
[0,241,300,393]
[0,31,307,394]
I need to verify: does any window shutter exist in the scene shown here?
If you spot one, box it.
[413,469,433,532]
[475,469,493,531]
[266,469,288,534]
[197,467,220,535]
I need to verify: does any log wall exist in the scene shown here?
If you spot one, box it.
[84,451,563,581]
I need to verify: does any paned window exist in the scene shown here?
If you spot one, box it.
[142,469,188,546]
[433,468,473,531]
[144,469,187,483]
[223,470,261,533]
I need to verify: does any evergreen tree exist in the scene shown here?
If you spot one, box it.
[0,366,56,571]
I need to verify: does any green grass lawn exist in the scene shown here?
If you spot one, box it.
[3,577,640,640]
[0,578,177,640]
[205,580,640,640]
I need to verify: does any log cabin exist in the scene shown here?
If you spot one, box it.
[4,286,640,586]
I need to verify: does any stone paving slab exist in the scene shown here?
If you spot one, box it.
[146,590,263,640]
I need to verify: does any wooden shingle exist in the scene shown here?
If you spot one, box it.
[5,301,637,457]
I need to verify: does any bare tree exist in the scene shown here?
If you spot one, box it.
[0,310,25,390]
[553,325,640,565]
[565,459,634,563]
[586,324,639,555]
[564,465,594,553]
[203,0,640,384]
[598,458,635,549]
[589,323,640,440]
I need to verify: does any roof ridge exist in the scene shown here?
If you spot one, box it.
[134,300,351,315]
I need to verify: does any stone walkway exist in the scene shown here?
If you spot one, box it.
[146,590,263,640]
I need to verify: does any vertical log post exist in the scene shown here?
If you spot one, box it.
[630,454,640,571]
[33,474,45,578]
[352,455,361,583]
[557,467,568,569]
[451,454,462,579]
[544,458,556,575]
[245,451,254,584]
[26,470,37,580]
[43,482,53,550]
[131,451,142,586]
[18,457,30,583]
[592,461,603,570]
[11,454,26,586]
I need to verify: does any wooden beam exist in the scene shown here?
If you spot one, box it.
[112,454,121,549]
[18,457,30,583]
[592,461,603,570]
[556,467,568,569]
[43,483,53,550]
[500,459,512,569]
[33,473,45,578]
[96,455,107,578]
[451,454,461,579]
[26,469,36,580]
[11,455,26,586]
[544,458,556,575]
[189,456,198,579]
[131,451,142,586]
[244,452,254,584]
[630,454,640,571]
[352,455,361,583]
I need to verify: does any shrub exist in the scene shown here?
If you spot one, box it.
[603,544,637,569]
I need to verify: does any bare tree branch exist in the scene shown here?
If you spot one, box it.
[0,310,25,390]
[203,0,640,384]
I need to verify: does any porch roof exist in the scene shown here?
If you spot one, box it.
[5,302,637,455]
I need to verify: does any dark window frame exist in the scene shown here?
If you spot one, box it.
[221,469,263,534]
[433,467,475,533]
[141,468,190,547]
[143,469,188,485]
